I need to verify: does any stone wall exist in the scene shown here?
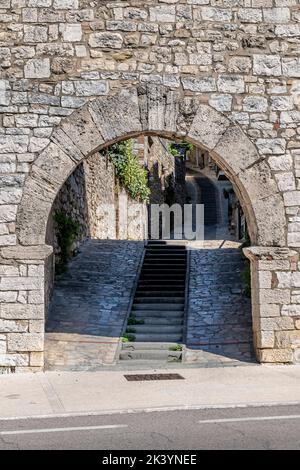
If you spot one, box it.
[1,0,300,370]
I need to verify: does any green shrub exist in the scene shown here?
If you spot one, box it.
[128,315,145,325]
[169,344,183,352]
[53,209,80,273]
[104,140,150,203]
[122,334,136,342]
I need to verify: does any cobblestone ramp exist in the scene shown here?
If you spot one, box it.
[185,246,255,366]
[45,239,144,371]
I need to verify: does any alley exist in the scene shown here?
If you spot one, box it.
[185,169,254,366]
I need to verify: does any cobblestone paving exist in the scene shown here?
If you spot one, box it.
[45,239,144,371]
[184,170,255,367]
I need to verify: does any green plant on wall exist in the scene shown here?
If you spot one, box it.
[168,141,193,157]
[54,209,81,273]
[103,139,150,203]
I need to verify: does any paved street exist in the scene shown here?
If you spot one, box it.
[1,405,300,449]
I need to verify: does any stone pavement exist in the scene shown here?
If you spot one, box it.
[45,239,144,371]
[184,170,255,367]
[185,241,254,366]
[2,365,300,419]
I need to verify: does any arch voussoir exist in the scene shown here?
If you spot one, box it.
[187,103,230,151]
[89,88,142,145]
[59,105,104,157]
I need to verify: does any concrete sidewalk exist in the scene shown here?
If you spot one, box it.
[1,365,300,419]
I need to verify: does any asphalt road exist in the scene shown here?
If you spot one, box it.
[1,404,300,450]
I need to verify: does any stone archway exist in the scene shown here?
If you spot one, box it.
[2,84,296,371]
[17,84,286,248]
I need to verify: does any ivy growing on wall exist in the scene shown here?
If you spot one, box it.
[53,209,81,273]
[103,139,150,203]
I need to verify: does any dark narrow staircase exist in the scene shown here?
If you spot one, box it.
[119,241,187,364]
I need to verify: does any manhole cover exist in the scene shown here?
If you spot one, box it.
[124,373,185,382]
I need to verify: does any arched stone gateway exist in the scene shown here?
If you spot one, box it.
[0,85,298,371]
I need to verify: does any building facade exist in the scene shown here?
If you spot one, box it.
[0,0,300,371]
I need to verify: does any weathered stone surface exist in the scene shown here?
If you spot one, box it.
[1,245,52,260]
[259,348,293,363]
[89,32,123,49]
[60,106,104,156]
[89,88,142,142]
[188,104,230,150]
[213,126,259,175]
[0,304,44,320]
[0,354,29,367]
[24,58,50,78]
[8,333,44,352]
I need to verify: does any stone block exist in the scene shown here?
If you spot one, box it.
[30,352,44,367]
[188,104,230,151]
[213,125,259,174]
[257,331,275,348]
[61,24,82,42]
[60,106,104,157]
[149,6,176,23]
[260,304,281,318]
[0,276,42,291]
[89,88,142,142]
[89,32,123,49]
[282,305,300,317]
[260,316,294,331]
[0,319,28,333]
[0,304,44,320]
[253,55,282,77]
[259,348,293,363]
[8,333,44,352]
[259,288,291,305]
[0,353,29,367]
[275,330,300,349]
[24,58,50,79]
[217,75,245,94]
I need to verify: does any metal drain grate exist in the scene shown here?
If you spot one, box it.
[124,373,185,381]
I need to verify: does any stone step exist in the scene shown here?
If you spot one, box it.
[135,291,185,297]
[132,303,184,311]
[140,273,186,279]
[138,317,183,325]
[128,324,183,334]
[119,349,182,361]
[133,310,184,318]
[145,250,186,253]
[138,282,185,287]
[141,267,186,271]
[134,334,183,342]
[144,259,186,264]
[134,298,185,304]
[122,341,181,350]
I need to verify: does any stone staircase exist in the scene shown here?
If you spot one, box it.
[119,241,187,365]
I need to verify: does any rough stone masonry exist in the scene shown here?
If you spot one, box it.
[1,0,300,371]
